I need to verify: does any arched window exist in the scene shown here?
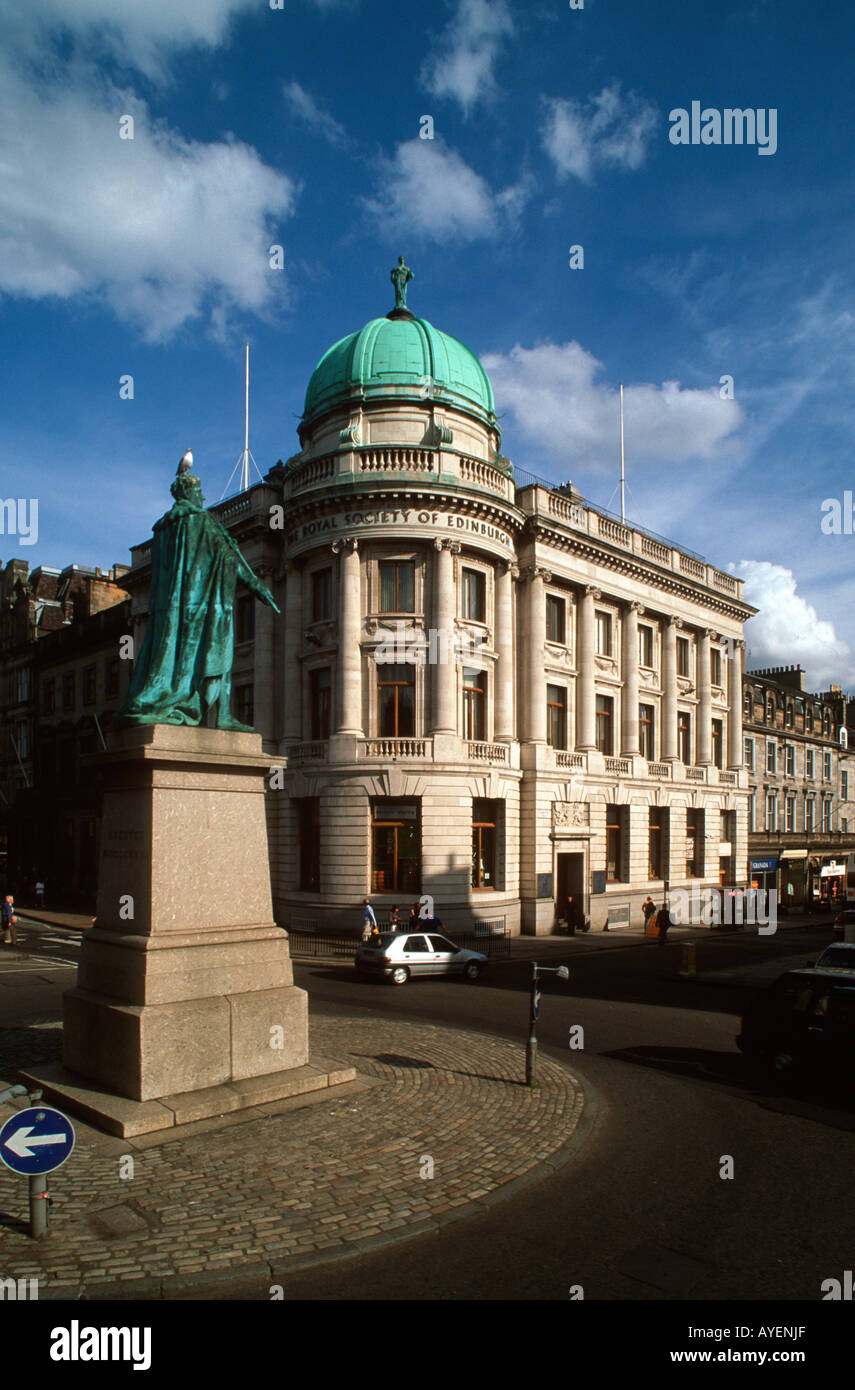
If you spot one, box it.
[840,727,848,750]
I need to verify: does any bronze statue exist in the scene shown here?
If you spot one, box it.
[118,455,279,730]
[390,256,414,310]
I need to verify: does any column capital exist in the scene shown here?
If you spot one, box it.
[433,537,461,555]
[626,600,645,615]
[666,615,684,630]
[499,559,520,580]
[331,535,359,554]
[582,584,601,600]
[523,563,551,583]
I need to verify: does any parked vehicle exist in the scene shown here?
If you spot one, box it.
[832,908,855,941]
[737,967,855,1086]
[355,931,487,985]
[813,943,855,971]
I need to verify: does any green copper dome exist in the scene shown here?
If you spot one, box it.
[303,316,496,425]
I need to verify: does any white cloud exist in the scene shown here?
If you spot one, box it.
[283,82,348,147]
[0,59,297,340]
[421,0,513,114]
[0,0,259,80]
[481,340,743,471]
[365,138,526,242]
[542,83,658,182]
[735,561,855,691]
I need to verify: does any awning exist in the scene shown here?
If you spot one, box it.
[779,849,808,860]
[749,857,778,872]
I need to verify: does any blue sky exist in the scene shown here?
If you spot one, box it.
[1,0,854,687]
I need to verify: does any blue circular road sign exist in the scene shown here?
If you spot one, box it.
[0,1106,75,1175]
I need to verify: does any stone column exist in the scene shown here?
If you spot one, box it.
[252,564,275,743]
[495,560,517,741]
[663,616,679,761]
[728,638,745,768]
[282,561,302,742]
[333,537,362,735]
[575,585,598,750]
[524,565,550,742]
[432,539,458,734]
[697,628,712,764]
[621,602,642,756]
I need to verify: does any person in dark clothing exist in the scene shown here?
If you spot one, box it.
[1,895,18,947]
[656,904,673,944]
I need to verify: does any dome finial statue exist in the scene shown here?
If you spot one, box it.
[390,255,414,313]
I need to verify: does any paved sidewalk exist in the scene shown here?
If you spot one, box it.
[0,1015,584,1299]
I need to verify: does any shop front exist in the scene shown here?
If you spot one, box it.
[749,855,779,903]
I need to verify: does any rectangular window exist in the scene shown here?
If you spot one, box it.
[785,743,795,777]
[639,703,655,760]
[596,694,613,755]
[805,798,815,832]
[766,741,777,775]
[711,719,723,769]
[62,672,75,710]
[546,594,566,644]
[461,568,486,622]
[786,797,795,832]
[472,798,500,889]
[824,751,832,781]
[823,799,832,833]
[371,799,420,894]
[379,560,415,613]
[43,678,55,714]
[547,684,567,749]
[233,683,254,727]
[744,736,754,771]
[312,567,332,622]
[766,794,777,832]
[296,797,320,893]
[677,637,690,678]
[648,807,667,880]
[377,663,415,737]
[236,593,255,643]
[677,710,692,763]
[686,809,704,877]
[606,804,624,881]
[806,748,815,779]
[595,610,612,657]
[463,667,486,741]
[710,648,722,687]
[105,657,120,700]
[748,792,755,832]
[843,771,850,801]
[309,667,331,740]
[638,625,654,668]
[16,668,31,703]
[83,664,96,705]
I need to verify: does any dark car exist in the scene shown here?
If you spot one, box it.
[737,967,855,1086]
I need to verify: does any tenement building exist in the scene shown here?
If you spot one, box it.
[743,666,855,909]
[118,274,754,934]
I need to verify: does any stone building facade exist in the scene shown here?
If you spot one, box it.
[743,666,855,909]
[119,289,754,934]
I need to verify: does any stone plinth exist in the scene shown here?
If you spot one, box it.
[29,725,354,1132]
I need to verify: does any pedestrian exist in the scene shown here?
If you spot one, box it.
[389,905,401,932]
[1,895,18,947]
[361,898,377,943]
[656,903,673,945]
[565,895,578,936]
[409,901,421,928]
[35,879,45,911]
[642,896,657,934]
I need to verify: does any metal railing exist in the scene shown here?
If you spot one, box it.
[287,920,512,959]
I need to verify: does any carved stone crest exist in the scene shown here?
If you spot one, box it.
[552,801,589,828]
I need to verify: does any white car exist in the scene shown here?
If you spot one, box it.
[813,943,855,972]
[355,931,487,985]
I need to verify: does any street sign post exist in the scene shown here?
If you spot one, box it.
[0,1105,75,1238]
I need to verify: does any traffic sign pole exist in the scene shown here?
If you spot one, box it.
[525,961,570,1087]
[29,1175,49,1238]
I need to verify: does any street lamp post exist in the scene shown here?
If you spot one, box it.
[526,962,570,1086]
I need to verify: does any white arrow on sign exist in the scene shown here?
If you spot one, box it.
[4,1127,68,1159]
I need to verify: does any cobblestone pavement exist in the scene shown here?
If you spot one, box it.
[0,1016,584,1298]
